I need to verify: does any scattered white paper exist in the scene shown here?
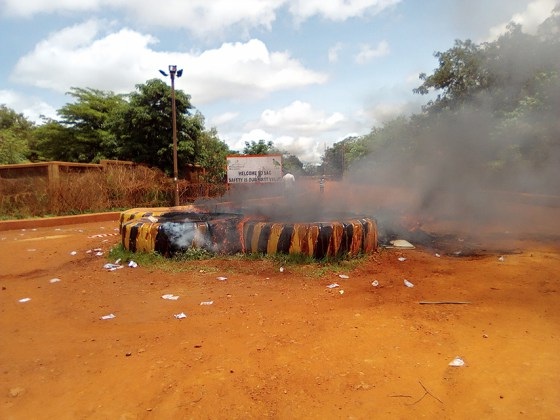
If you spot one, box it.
[70,251,77,256]
[398,257,407,262]
[389,239,415,249]
[371,280,379,287]
[216,276,227,281]
[404,279,414,288]
[128,261,138,268]
[100,313,115,320]
[449,356,465,367]
[338,274,349,279]
[435,253,441,258]
[95,251,104,256]
[115,258,121,264]
[103,263,123,271]
[174,312,187,319]
[49,278,61,283]
[200,301,214,306]
[327,283,340,289]
[18,297,31,303]
[279,266,285,273]
[339,290,345,295]
[498,256,505,262]
[162,294,179,300]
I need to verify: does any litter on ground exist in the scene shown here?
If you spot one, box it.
[387,239,415,249]
[449,356,466,367]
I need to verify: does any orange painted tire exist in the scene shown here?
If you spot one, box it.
[120,210,244,256]
[119,206,201,231]
[120,208,378,259]
[242,218,377,259]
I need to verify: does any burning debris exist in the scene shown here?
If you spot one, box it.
[119,206,378,259]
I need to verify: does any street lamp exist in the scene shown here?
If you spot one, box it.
[159,65,183,206]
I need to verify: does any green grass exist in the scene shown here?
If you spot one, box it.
[108,243,369,277]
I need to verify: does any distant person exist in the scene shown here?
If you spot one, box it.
[319,176,325,193]
[283,172,295,197]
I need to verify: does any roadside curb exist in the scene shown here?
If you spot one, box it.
[0,212,121,232]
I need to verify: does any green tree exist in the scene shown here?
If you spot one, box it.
[32,119,74,161]
[33,88,126,162]
[413,39,491,112]
[195,121,232,184]
[112,78,200,175]
[281,153,304,175]
[0,105,33,164]
[321,138,352,179]
[243,139,273,155]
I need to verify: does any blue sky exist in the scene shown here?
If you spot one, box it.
[0,0,556,163]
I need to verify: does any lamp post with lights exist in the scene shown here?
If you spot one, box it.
[159,65,183,206]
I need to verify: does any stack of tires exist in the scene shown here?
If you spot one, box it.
[120,207,377,259]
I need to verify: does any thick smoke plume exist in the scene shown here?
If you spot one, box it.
[199,8,560,247]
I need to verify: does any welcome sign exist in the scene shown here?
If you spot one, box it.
[226,155,283,184]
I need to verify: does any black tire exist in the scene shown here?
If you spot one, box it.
[120,210,244,256]
[242,218,377,258]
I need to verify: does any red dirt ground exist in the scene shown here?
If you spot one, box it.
[1,187,559,419]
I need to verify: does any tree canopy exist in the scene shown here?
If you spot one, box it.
[321,6,560,193]
[0,105,34,164]
[242,139,274,155]
[25,80,231,181]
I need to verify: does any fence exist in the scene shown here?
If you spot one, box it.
[0,161,226,219]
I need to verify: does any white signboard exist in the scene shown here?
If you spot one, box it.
[227,155,283,184]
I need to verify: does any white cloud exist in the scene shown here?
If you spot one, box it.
[288,0,401,22]
[233,128,326,163]
[1,0,102,17]
[328,42,343,63]
[118,0,283,37]
[357,101,420,126]
[209,111,240,127]
[1,0,400,37]
[354,40,390,64]
[10,22,327,104]
[486,0,557,40]
[11,20,159,93]
[405,71,423,85]
[214,101,360,163]
[0,90,57,122]
[189,39,328,103]
[255,100,345,134]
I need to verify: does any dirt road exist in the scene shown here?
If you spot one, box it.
[1,201,559,419]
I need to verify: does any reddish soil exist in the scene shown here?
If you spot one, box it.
[1,188,559,419]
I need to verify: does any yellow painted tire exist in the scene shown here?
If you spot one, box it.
[120,208,378,259]
[120,210,244,256]
[242,218,377,259]
[119,206,202,231]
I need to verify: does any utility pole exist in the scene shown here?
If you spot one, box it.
[159,65,183,206]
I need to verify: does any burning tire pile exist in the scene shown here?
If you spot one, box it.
[120,207,378,259]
